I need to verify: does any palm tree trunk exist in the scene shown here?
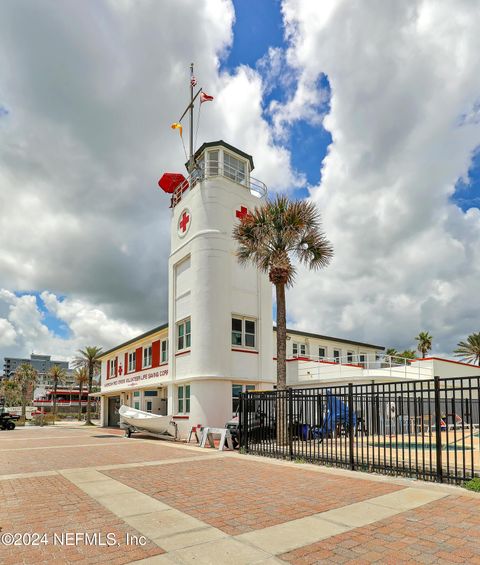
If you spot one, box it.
[275,282,288,446]
[21,385,26,420]
[85,366,93,425]
[276,283,287,390]
[78,382,83,421]
[53,378,57,424]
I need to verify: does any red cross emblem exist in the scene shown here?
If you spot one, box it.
[236,206,249,220]
[118,364,123,376]
[179,211,190,233]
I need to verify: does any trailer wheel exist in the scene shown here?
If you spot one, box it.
[6,421,15,431]
[125,427,132,438]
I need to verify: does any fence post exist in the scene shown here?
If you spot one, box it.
[288,388,293,460]
[239,392,244,451]
[348,383,355,471]
[434,376,443,483]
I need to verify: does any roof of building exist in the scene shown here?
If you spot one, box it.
[274,327,385,351]
[191,140,255,170]
[100,321,384,360]
[99,323,168,358]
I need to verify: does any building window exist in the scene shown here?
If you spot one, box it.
[231,317,256,348]
[133,391,140,397]
[144,390,158,397]
[177,319,191,351]
[333,350,340,363]
[161,339,168,363]
[177,385,190,414]
[224,152,246,184]
[347,351,354,363]
[293,343,306,357]
[359,353,366,366]
[109,359,115,377]
[318,347,326,359]
[128,351,136,372]
[134,402,140,410]
[232,384,255,414]
[143,345,152,369]
[208,150,219,176]
[146,401,152,412]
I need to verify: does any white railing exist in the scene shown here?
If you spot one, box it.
[171,160,267,207]
[288,353,434,384]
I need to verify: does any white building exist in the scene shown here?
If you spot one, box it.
[98,140,480,433]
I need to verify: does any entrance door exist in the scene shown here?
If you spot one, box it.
[108,396,120,426]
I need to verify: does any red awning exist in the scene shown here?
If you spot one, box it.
[158,173,188,194]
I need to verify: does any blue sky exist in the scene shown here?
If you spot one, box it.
[222,0,332,196]
[15,291,70,340]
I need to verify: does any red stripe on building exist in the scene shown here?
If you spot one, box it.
[135,347,142,372]
[152,340,160,368]
[124,352,129,374]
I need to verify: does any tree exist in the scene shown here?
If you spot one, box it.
[74,366,88,421]
[385,348,399,359]
[73,346,103,425]
[454,332,480,366]
[48,364,67,424]
[233,195,333,390]
[0,380,21,408]
[397,349,416,361]
[415,331,433,358]
[14,363,38,420]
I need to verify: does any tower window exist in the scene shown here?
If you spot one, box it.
[333,350,341,363]
[177,319,191,351]
[231,317,256,348]
[318,347,326,359]
[224,152,246,184]
[177,384,190,413]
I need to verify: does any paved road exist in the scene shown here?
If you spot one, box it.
[0,424,478,564]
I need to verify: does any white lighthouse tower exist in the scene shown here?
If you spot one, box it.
[163,139,274,430]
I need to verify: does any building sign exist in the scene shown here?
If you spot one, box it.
[102,368,169,392]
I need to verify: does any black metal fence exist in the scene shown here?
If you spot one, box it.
[239,376,480,484]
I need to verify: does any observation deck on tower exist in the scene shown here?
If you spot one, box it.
[170,140,267,207]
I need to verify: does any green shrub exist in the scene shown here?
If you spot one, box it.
[464,478,480,492]
[294,457,307,464]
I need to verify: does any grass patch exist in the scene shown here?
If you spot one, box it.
[464,478,480,492]
[294,457,307,464]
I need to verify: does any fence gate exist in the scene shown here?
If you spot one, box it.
[239,376,480,484]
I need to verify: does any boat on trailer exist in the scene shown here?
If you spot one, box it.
[119,405,177,440]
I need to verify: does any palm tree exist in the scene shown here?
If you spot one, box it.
[13,363,38,420]
[0,380,21,408]
[48,364,67,424]
[385,348,399,359]
[454,332,480,365]
[74,366,89,421]
[233,195,333,390]
[73,346,103,425]
[415,331,433,358]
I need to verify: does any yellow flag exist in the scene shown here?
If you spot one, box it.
[171,122,183,137]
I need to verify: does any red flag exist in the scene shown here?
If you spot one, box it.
[200,92,214,103]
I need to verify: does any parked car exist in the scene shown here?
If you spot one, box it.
[0,407,20,430]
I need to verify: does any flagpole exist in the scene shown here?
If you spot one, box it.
[189,62,194,170]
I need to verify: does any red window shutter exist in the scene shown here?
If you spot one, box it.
[106,360,110,380]
[114,358,118,377]
[152,340,160,368]
[124,352,129,373]
[136,347,142,372]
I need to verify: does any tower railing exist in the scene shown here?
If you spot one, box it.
[171,159,267,207]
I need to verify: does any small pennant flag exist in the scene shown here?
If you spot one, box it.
[191,75,197,87]
[171,122,183,137]
[200,92,214,103]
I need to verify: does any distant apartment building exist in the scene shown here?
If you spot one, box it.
[3,354,75,398]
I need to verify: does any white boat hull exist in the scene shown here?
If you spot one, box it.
[119,405,175,436]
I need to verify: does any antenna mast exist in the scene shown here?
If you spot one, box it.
[189,63,195,170]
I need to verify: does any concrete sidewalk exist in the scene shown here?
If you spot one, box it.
[0,426,479,564]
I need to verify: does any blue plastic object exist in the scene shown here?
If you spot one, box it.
[311,390,357,440]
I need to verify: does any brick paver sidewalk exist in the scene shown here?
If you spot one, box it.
[0,425,479,564]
